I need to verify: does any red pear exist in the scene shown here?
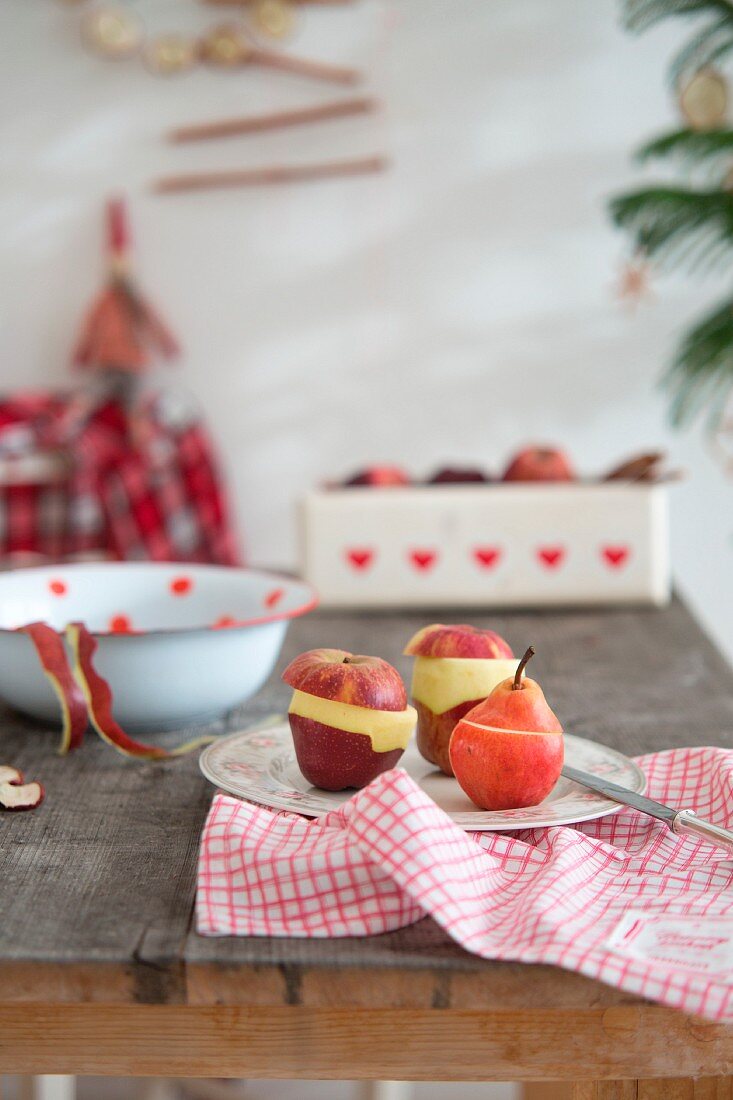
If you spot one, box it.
[449,647,564,810]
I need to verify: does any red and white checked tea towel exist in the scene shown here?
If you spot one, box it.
[198,746,733,1021]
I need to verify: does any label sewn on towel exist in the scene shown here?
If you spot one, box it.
[606,911,733,981]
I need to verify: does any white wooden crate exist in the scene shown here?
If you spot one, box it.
[299,484,670,608]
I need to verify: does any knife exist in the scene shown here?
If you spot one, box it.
[562,764,733,853]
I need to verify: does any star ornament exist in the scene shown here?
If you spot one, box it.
[614,253,655,310]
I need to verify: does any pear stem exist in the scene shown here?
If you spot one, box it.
[513,646,535,690]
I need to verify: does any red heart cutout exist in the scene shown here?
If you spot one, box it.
[264,587,285,608]
[346,548,374,571]
[537,546,565,569]
[409,549,437,572]
[602,545,630,569]
[473,546,501,570]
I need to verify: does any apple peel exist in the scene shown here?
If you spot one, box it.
[0,765,44,811]
[66,622,214,760]
[20,622,88,754]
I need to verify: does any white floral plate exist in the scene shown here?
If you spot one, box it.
[199,719,646,831]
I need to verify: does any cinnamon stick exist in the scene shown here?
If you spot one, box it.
[250,46,360,85]
[169,96,377,143]
[153,154,388,194]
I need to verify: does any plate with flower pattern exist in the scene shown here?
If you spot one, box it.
[199,719,646,831]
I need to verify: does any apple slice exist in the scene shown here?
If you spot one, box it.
[20,622,88,754]
[0,770,44,811]
[66,622,213,759]
[410,656,520,715]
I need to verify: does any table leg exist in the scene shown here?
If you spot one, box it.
[19,1078,76,1100]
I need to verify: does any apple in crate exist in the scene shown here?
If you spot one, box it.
[403,624,518,776]
[282,648,416,791]
[449,647,564,810]
[502,446,575,482]
[343,466,410,487]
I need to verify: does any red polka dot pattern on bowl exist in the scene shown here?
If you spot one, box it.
[170,576,193,596]
[264,587,285,609]
[109,614,133,634]
[36,572,301,635]
[212,615,239,630]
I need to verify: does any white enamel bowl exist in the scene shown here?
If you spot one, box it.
[0,562,317,730]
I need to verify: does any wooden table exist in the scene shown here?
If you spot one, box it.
[2,598,733,1099]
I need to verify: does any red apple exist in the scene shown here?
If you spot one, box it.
[282,648,416,791]
[404,624,513,660]
[403,624,516,776]
[428,467,489,484]
[502,447,575,482]
[344,466,410,488]
[449,647,564,810]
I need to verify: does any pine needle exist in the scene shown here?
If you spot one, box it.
[610,187,733,271]
[665,297,733,426]
[668,16,733,83]
[614,0,733,432]
[623,0,733,34]
[637,128,733,173]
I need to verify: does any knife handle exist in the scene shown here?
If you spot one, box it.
[672,810,733,853]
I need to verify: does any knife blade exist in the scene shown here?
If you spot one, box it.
[562,764,733,853]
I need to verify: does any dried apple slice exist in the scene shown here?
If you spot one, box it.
[20,622,88,754]
[0,772,44,811]
[66,622,213,759]
[0,765,23,785]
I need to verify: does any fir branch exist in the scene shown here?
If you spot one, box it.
[668,15,733,83]
[665,297,733,425]
[622,0,733,34]
[637,128,733,178]
[610,186,733,271]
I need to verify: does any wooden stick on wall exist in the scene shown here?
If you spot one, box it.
[153,154,388,193]
[169,96,378,143]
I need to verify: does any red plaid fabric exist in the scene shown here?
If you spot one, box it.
[0,390,239,565]
[198,746,733,1021]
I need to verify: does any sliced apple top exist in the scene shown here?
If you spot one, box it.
[411,656,519,714]
[282,648,407,711]
[288,690,416,753]
[403,623,513,660]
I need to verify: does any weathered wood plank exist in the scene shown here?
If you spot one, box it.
[1,1003,733,1080]
[570,1082,733,1100]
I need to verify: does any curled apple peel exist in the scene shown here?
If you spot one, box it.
[66,622,214,760]
[21,622,88,754]
[18,619,213,761]
[0,764,44,811]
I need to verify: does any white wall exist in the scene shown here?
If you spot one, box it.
[1,0,732,661]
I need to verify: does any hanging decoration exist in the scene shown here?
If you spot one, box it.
[57,197,179,442]
[678,67,728,132]
[614,249,654,310]
[68,1,360,80]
